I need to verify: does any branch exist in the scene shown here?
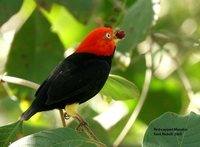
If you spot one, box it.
[113,47,153,146]
[0,74,39,90]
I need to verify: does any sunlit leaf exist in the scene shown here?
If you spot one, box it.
[9,128,96,147]
[0,121,23,147]
[116,0,154,54]
[35,0,97,23]
[143,112,200,147]
[101,74,139,100]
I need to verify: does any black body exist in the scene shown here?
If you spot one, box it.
[20,53,112,120]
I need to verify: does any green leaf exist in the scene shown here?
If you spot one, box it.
[9,128,96,147]
[0,121,23,147]
[5,10,64,99]
[42,4,90,48]
[0,0,23,25]
[101,74,139,100]
[143,112,200,147]
[116,0,154,54]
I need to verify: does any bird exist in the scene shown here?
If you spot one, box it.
[20,27,125,122]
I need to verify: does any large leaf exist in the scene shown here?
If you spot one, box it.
[9,128,96,147]
[101,74,139,100]
[0,121,23,147]
[143,112,200,147]
[116,0,154,54]
[5,10,64,99]
[0,0,23,25]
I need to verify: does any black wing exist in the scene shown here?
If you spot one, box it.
[44,54,111,105]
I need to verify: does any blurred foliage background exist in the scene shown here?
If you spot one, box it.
[0,0,200,146]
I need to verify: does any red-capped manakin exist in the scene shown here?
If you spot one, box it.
[20,27,125,121]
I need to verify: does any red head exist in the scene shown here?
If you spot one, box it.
[76,27,116,56]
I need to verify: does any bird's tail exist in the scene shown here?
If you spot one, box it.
[19,107,37,121]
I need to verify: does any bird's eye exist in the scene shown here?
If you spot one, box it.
[105,33,111,39]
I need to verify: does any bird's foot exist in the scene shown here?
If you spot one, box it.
[63,112,70,120]
[63,112,88,132]
[0,73,7,83]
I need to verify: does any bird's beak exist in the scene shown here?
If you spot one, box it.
[114,38,120,44]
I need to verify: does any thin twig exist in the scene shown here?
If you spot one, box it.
[177,68,195,113]
[177,68,193,101]
[72,115,106,147]
[0,74,67,127]
[113,47,153,146]
[112,0,127,28]
[165,50,194,109]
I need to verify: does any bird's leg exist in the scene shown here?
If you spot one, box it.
[64,103,88,131]
[59,109,67,127]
